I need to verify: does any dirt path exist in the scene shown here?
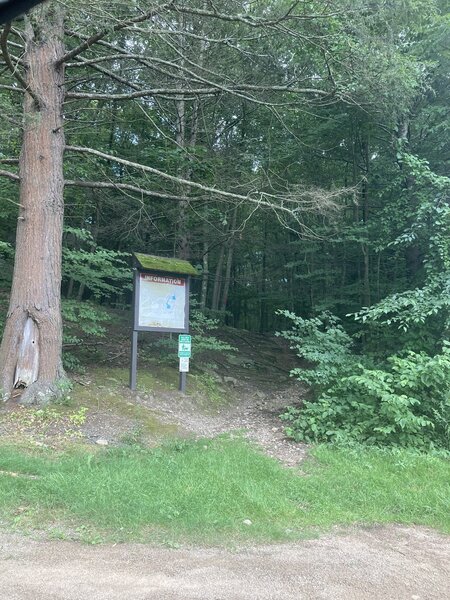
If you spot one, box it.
[132,329,311,466]
[134,380,309,466]
[1,526,449,599]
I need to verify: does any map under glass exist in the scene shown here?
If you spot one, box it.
[138,273,187,329]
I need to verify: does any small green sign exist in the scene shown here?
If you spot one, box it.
[178,334,192,358]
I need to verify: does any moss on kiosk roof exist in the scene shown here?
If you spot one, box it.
[134,253,198,276]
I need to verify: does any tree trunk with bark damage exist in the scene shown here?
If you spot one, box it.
[0,6,67,404]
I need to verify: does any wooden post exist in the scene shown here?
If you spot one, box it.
[130,330,138,391]
[179,371,187,393]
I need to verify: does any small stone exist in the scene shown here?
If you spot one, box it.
[96,438,109,446]
[271,427,278,432]
[203,445,208,450]
[242,519,252,526]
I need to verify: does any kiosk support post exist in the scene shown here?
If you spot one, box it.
[130,330,138,391]
[179,371,187,393]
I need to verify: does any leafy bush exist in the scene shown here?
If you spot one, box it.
[62,300,112,372]
[276,310,357,391]
[281,346,450,450]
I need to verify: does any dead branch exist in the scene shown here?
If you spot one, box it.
[64,145,345,234]
[0,23,40,106]
[0,169,19,181]
[0,83,25,93]
[168,2,323,27]
[65,179,194,201]
[66,84,329,102]
[57,2,175,66]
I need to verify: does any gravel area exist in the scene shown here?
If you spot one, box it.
[1,526,448,599]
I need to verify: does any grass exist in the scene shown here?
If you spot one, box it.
[0,438,448,545]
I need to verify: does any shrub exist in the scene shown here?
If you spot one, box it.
[281,346,450,450]
[276,310,357,392]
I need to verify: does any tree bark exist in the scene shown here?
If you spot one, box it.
[0,6,67,404]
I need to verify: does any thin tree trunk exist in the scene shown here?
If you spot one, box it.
[211,244,225,311]
[259,221,268,333]
[362,137,371,307]
[175,95,190,260]
[220,208,237,313]
[200,239,209,310]
[0,6,67,404]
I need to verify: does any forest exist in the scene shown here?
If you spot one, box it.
[0,0,449,449]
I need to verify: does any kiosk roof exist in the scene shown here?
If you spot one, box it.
[134,253,198,276]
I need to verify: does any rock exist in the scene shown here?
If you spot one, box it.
[242,519,252,526]
[223,376,239,387]
[255,391,265,400]
[96,438,109,446]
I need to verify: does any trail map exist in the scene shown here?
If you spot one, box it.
[138,273,187,329]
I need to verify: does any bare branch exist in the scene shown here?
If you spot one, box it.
[65,179,193,201]
[0,23,40,105]
[66,84,329,102]
[0,167,196,202]
[168,3,350,27]
[0,169,19,181]
[65,145,249,202]
[0,83,25,93]
[63,33,323,109]
[57,2,174,66]
[168,2,300,28]
[0,158,19,164]
[73,55,141,92]
[64,145,341,231]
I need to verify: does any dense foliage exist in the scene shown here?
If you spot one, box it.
[278,311,450,449]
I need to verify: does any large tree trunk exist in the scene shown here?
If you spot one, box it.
[0,6,66,404]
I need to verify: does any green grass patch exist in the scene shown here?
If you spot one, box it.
[0,439,448,545]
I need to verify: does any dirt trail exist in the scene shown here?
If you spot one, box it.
[133,329,310,466]
[1,526,449,599]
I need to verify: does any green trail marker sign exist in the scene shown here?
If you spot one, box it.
[178,334,192,358]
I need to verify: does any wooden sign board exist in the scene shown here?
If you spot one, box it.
[130,253,198,392]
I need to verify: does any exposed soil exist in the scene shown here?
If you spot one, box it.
[1,327,309,466]
[0,526,449,599]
